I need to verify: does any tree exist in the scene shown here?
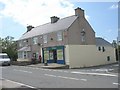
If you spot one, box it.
[1,36,18,61]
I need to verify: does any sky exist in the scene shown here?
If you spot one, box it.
[0,0,119,43]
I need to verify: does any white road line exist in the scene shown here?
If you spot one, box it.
[56,70,63,72]
[80,79,87,81]
[2,78,36,88]
[113,83,120,85]
[63,71,69,73]
[71,71,118,77]
[52,70,58,72]
[13,69,32,73]
[44,74,87,81]
[44,74,57,77]
[57,76,80,80]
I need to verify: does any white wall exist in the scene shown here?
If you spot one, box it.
[65,45,116,68]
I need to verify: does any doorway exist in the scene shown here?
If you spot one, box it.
[53,50,57,63]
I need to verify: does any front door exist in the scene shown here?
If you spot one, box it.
[53,50,57,63]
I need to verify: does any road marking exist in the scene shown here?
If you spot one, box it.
[71,71,118,77]
[57,76,80,80]
[44,74,87,81]
[1,78,36,88]
[80,79,87,81]
[13,69,32,73]
[63,71,69,73]
[91,69,108,72]
[44,74,57,77]
[0,67,8,69]
[113,83,120,85]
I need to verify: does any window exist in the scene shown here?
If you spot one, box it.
[23,39,28,46]
[81,28,86,43]
[57,49,63,60]
[24,51,27,59]
[32,37,38,44]
[98,46,101,51]
[107,56,110,61]
[18,52,23,58]
[57,31,63,41]
[19,41,23,47]
[102,47,105,52]
[43,35,47,43]
[49,50,54,60]
[23,39,28,43]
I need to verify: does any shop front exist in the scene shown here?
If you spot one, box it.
[43,46,65,64]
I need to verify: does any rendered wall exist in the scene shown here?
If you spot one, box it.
[65,45,116,68]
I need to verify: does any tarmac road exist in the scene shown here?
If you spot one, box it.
[0,64,119,89]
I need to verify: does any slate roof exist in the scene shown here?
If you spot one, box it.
[96,37,113,47]
[19,15,78,40]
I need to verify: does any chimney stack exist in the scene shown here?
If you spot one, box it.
[50,16,59,23]
[27,25,34,32]
[75,7,84,17]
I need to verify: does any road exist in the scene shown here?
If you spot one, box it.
[0,64,119,89]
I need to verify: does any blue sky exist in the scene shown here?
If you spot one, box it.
[0,0,119,43]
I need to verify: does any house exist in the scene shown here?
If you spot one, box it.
[17,7,116,68]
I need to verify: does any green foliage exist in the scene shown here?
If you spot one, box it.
[1,36,18,61]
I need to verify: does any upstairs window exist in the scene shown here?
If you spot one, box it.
[23,39,28,45]
[32,37,38,44]
[102,47,105,52]
[81,28,86,43]
[43,35,47,43]
[98,46,101,51]
[57,31,63,41]
[19,41,23,47]
[98,46,105,52]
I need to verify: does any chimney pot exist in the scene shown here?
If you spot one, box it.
[75,7,84,17]
[51,16,59,23]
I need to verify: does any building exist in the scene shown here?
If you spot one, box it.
[17,7,116,68]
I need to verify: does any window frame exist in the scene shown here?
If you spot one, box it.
[19,41,23,47]
[32,37,38,45]
[43,35,48,44]
[57,31,63,41]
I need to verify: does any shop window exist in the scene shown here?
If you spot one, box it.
[57,49,63,60]
[49,50,53,60]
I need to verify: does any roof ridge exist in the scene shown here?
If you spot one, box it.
[35,15,77,28]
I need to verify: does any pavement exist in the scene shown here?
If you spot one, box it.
[27,63,69,69]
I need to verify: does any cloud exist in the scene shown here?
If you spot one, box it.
[69,0,119,2]
[110,4,118,9]
[0,0,90,27]
[0,0,75,26]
